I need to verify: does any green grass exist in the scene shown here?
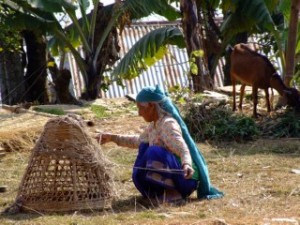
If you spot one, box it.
[90,102,137,118]
[90,105,109,118]
[32,107,65,115]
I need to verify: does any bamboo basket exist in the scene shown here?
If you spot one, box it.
[11,114,112,212]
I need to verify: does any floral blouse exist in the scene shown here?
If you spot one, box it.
[113,113,192,166]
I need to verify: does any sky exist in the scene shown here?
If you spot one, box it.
[96,0,167,21]
[101,0,115,5]
[61,0,164,28]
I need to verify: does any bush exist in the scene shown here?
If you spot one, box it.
[184,102,260,142]
[257,110,300,138]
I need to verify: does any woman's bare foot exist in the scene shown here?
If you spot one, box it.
[158,189,186,205]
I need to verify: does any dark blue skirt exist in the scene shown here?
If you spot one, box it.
[132,143,197,199]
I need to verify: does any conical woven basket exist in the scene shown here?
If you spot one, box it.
[14,114,112,212]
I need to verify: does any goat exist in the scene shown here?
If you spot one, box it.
[229,43,300,117]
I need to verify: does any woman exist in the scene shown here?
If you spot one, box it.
[96,85,223,203]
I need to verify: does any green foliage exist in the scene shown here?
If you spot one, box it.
[219,0,287,73]
[189,49,204,75]
[184,103,260,142]
[0,27,22,52]
[167,85,190,105]
[111,27,185,82]
[220,0,277,40]
[1,0,181,92]
[205,113,259,142]
[90,104,109,118]
[192,93,205,102]
[293,63,300,87]
[0,8,22,52]
[32,107,65,115]
[27,0,77,12]
[124,0,180,21]
[184,100,300,142]
[261,111,300,138]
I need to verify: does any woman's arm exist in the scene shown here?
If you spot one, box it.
[160,118,192,165]
[95,125,150,149]
[96,133,140,148]
[159,118,194,179]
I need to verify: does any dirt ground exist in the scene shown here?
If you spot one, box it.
[0,98,300,225]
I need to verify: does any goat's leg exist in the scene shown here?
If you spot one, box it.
[232,79,237,111]
[252,86,258,118]
[264,88,271,113]
[270,88,274,111]
[239,84,246,111]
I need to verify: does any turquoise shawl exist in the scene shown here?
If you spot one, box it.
[136,85,224,199]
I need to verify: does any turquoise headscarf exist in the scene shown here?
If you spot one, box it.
[136,85,224,199]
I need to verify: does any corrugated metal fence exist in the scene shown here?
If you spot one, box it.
[67,21,225,99]
[67,21,283,99]
[103,21,190,98]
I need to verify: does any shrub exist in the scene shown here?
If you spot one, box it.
[258,110,300,138]
[184,103,260,142]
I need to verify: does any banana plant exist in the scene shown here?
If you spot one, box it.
[111,26,185,84]
[1,0,181,99]
[220,0,288,71]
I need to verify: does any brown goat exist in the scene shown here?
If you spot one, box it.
[229,43,300,117]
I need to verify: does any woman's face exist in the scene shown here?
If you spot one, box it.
[137,102,158,122]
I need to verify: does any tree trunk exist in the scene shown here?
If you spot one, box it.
[82,4,120,100]
[198,0,222,77]
[0,49,24,105]
[180,0,212,92]
[22,30,48,104]
[284,0,300,87]
[47,56,81,105]
[55,69,81,104]
[85,64,102,100]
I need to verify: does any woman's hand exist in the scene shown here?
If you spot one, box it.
[95,133,113,145]
[182,163,194,179]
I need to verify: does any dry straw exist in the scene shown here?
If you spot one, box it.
[0,110,49,152]
[7,114,112,213]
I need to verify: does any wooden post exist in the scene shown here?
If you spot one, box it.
[0,147,6,193]
[284,0,300,87]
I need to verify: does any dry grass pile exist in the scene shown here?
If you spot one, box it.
[0,109,51,152]
[5,114,112,213]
